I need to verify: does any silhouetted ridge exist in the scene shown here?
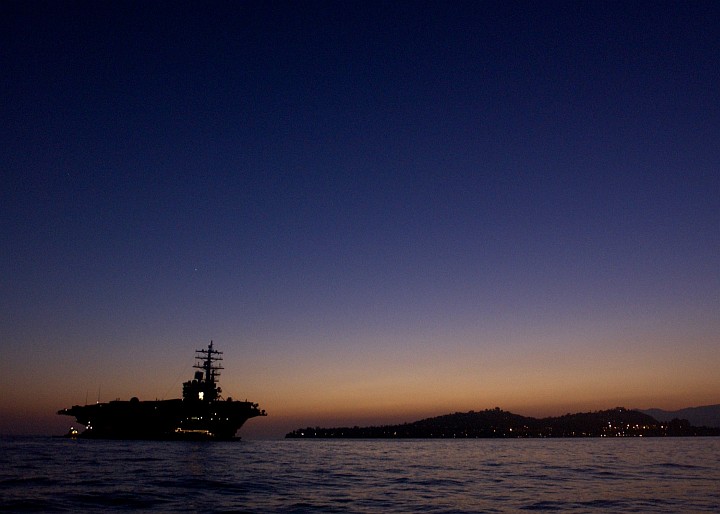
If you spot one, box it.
[286,407,720,438]
[639,404,720,428]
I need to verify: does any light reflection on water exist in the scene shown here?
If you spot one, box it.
[1,437,719,512]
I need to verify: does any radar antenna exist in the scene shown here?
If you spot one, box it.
[194,340,224,385]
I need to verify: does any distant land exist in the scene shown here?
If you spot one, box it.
[638,404,720,428]
[286,407,720,439]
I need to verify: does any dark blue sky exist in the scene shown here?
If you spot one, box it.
[2,1,719,437]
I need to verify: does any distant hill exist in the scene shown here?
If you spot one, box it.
[639,404,720,428]
[286,407,720,438]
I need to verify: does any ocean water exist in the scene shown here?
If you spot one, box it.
[2,437,719,512]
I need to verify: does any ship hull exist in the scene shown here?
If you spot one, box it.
[58,398,264,440]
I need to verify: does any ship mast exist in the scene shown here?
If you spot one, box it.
[195,340,224,385]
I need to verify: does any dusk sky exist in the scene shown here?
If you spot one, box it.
[2,1,719,438]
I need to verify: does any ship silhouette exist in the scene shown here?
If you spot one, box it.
[58,341,266,440]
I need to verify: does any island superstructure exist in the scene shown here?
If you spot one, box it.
[58,341,266,440]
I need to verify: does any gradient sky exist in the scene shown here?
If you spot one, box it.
[2,1,719,438]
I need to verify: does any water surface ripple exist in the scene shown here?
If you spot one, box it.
[2,437,719,512]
